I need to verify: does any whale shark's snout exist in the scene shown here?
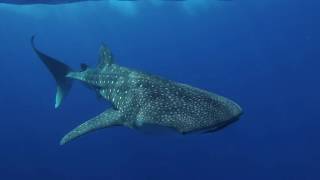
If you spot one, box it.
[227,99,243,120]
[212,97,243,132]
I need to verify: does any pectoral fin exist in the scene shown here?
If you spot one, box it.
[60,109,123,145]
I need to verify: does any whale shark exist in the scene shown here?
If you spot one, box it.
[31,36,242,145]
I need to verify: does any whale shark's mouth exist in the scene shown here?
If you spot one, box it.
[198,115,241,134]
[213,117,240,132]
[183,116,240,135]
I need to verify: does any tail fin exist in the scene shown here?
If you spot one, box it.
[31,36,72,108]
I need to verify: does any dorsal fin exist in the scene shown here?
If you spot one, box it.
[97,44,114,70]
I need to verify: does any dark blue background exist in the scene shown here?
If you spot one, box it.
[0,1,319,179]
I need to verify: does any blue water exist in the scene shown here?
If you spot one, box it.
[0,1,319,179]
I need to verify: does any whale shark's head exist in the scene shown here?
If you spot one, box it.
[207,97,243,133]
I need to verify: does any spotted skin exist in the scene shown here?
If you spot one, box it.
[31,38,242,145]
[58,45,242,145]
